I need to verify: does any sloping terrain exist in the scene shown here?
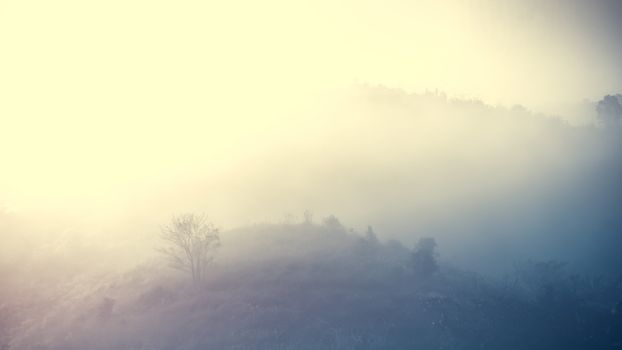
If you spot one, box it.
[3,221,621,350]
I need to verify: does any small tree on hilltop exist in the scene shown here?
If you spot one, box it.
[412,237,439,278]
[596,94,622,126]
[159,213,221,284]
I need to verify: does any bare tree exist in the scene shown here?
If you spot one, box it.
[159,213,221,284]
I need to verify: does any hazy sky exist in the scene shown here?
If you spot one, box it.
[1,0,621,216]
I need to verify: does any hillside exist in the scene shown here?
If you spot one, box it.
[3,220,621,350]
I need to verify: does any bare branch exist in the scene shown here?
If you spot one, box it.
[157,213,221,284]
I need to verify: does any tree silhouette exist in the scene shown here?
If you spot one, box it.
[158,213,221,284]
[412,237,439,277]
[596,94,622,126]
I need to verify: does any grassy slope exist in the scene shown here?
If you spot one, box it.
[3,222,622,350]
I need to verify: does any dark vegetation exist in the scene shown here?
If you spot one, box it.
[2,217,621,350]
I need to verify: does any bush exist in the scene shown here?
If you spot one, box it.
[412,237,439,278]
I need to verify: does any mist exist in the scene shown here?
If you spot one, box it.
[3,85,621,275]
[4,84,622,350]
[2,0,622,349]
